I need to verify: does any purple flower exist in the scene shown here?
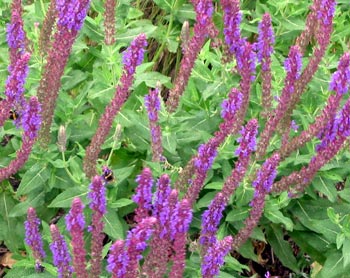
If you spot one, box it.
[221,0,243,56]
[194,144,218,173]
[284,46,302,80]
[50,224,73,278]
[56,0,91,31]
[5,52,30,106]
[133,168,154,222]
[25,207,46,262]
[65,198,88,277]
[145,87,161,121]
[220,89,243,120]
[6,10,25,54]
[252,153,280,194]
[21,97,42,140]
[88,175,106,214]
[200,193,226,246]
[122,34,147,75]
[291,120,299,132]
[107,240,126,277]
[193,0,214,26]
[201,236,233,277]
[257,13,275,70]
[329,52,350,95]
[171,199,192,238]
[235,119,258,158]
[237,40,257,81]
[153,174,172,219]
[317,0,336,26]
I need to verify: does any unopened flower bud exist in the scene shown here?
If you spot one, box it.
[57,125,66,152]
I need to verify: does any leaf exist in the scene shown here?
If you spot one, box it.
[153,0,174,12]
[312,176,338,203]
[264,209,294,231]
[226,207,249,222]
[17,163,50,196]
[266,224,299,273]
[48,187,87,208]
[104,209,125,240]
[109,198,134,209]
[9,189,45,217]
[163,130,177,154]
[342,239,350,268]
[317,249,350,278]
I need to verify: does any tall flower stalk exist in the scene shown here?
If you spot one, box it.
[83,34,147,178]
[37,0,91,146]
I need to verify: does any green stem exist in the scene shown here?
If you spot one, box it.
[61,152,80,184]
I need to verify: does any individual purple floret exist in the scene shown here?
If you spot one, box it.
[25,207,46,263]
[50,224,73,278]
[65,198,88,278]
[329,52,350,95]
[56,0,91,31]
[201,236,233,278]
[22,96,42,140]
[145,88,161,121]
[133,168,154,222]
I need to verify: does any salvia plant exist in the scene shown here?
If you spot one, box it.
[0,0,350,277]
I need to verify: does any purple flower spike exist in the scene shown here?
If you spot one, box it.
[133,168,154,223]
[235,119,259,158]
[284,46,302,82]
[22,96,41,140]
[221,89,243,120]
[253,153,280,194]
[145,88,161,122]
[317,0,336,26]
[200,193,227,246]
[25,207,46,262]
[193,0,214,26]
[153,174,172,220]
[122,33,147,75]
[65,198,88,278]
[107,240,126,277]
[50,224,73,278]
[5,52,30,106]
[88,175,107,277]
[221,0,243,56]
[171,199,192,238]
[124,217,157,278]
[88,175,106,214]
[201,236,233,278]
[56,0,91,31]
[257,13,275,69]
[194,144,218,173]
[329,52,350,95]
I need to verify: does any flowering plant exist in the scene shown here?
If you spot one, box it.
[1,0,350,277]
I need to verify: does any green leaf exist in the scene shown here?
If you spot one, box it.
[264,209,294,231]
[226,207,249,222]
[109,198,134,209]
[17,163,50,195]
[343,239,350,268]
[312,176,338,203]
[317,249,350,278]
[266,224,299,273]
[9,189,45,217]
[104,209,125,240]
[48,187,87,208]
[153,0,174,12]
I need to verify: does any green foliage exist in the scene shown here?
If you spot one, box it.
[1,0,350,277]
